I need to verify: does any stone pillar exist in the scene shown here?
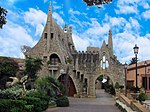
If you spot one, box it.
[88,76,96,98]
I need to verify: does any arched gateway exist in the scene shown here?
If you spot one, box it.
[23,4,125,98]
[58,74,77,96]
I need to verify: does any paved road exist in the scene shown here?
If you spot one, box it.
[46,89,121,112]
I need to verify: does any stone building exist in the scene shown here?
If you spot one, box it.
[23,4,125,97]
[127,60,150,93]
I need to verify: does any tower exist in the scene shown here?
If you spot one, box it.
[108,30,113,56]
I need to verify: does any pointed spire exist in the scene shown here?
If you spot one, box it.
[102,40,106,49]
[109,29,112,38]
[47,2,52,22]
[108,29,113,55]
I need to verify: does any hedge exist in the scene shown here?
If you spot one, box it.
[56,96,69,107]
[0,99,26,112]
[22,96,49,112]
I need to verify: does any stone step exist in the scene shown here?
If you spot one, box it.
[116,100,137,112]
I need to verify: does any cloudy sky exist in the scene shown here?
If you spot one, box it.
[0,0,150,64]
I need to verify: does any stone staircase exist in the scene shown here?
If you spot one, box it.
[72,69,87,98]
[116,100,137,112]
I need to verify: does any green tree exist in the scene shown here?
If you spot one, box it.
[97,75,103,82]
[25,58,43,81]
[0,7,7,29]
[115,82,120,89]
[0,57,19,89]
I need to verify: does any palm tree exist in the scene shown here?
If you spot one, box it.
[36,76,65,97]
[129,57,138,65]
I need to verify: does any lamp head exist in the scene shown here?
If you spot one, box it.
[124,62,128,69]
[133,44,139,55]
[144,61,147,66]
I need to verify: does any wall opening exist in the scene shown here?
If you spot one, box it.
[44,33,47,39]
[49,54,61,65]
[95,75,114,98]
[58,74,77,96]
[51,33,54,39]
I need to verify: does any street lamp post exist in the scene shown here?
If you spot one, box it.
[124,63,128,96]
[144,61,147,93]
[133,44,139,91]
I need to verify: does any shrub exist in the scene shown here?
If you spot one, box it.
[22,97,42,112]
[138,92,147,103]
[126,85,135,91]
[26,89,45,98]
[0,86,22,99]
[22,96,49,112]
[115,82,120,89]
[56,96,69,107]
[104,83,116,95]
[49,100,57,107]
[0,99,26,112]
[134,87,140,93]
[97,75,103,82]
[119,85,124,89]
[109,85,116,95]
[10,108,21,112]
[35,76,65,97]
[24,105,34,112]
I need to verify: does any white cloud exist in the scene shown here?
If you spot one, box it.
[53,5,62,10]
[143,2,150,9]
[72,33,90,51]
[52,12,65,26]
[43,0,48,3]
[115,0,140,14]
[0,21,37,58]
[35,24,44,36]
[113,31,150,63]
[124,17,140,33]
[6,0,26,4]
[142,10,150,19]
[69,9,81,15]
[115,6,138,14]
[85,18,110,36]
[24,8,47,36]
[104,15,127,28]
[69,12,149,63]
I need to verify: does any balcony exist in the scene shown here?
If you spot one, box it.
[48,64,59,71]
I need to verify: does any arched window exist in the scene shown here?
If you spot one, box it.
[100,60,103,68]
[49,54,61,65]
[106,60,109,68]
[100,53,109,69]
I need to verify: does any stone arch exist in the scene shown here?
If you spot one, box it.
[94,74,114,86]
[57,74,77,96]
[95,75,103,89]
[94,74,114,97]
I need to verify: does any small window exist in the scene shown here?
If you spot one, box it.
[77,72,80,79]
[106,60,109,68]
[51,33,53,39]
[44,33,47,39]
[100,60,103,67]
[43,56,47,62]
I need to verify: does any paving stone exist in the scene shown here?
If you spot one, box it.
[46,89,121,112]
